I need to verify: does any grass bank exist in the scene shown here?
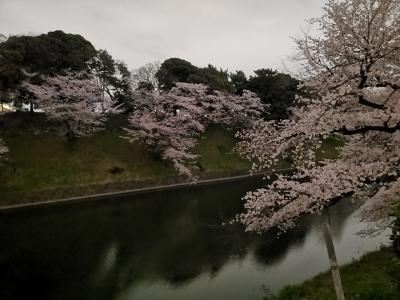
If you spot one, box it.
[0,127,255,205]
[264,247,400,300]
[0,115,342,206]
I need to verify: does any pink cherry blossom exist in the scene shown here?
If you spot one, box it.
[22,73,116,139]
[238,0,400,232]
[124,82,265,176]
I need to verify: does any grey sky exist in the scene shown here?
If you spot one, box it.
[0,0,326,74]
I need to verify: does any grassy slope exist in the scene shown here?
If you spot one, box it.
[0,124,343,205]
[193,127,251,171]
[0,128,251,204]
[264,248,400,300]
[1,133,175,190]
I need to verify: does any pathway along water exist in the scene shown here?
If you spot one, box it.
[0,177,390,300]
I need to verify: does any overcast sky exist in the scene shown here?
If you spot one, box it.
[0,0,326,74]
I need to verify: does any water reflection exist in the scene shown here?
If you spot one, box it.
[0,178,390,300]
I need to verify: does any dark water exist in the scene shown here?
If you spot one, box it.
[0,178,390,300]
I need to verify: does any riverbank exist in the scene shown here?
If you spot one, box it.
[0,171,268,212]
[0,127,257,206]
[0,114,342,207]
[263,247,400,300]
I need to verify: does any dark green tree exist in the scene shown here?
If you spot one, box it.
[89,49,131,104]
[231,68,298,120]
[156,58,200,90]
[0,31,97,112]
[156,58,234,92]
[0,30,96,76]
[230,70,247,94]
[0,56,21,91]
[202,64,234,93]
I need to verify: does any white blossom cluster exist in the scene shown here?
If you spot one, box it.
[237,0,400,232]
[22,73,116,139]
[125,82,265,176]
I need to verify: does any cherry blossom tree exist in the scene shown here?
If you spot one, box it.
[238,0,400,231]
[124,82,265,176]
[237,1,400,298]
[22,73,112,140]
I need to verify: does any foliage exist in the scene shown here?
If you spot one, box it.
[124,82,265,175]
[156,58,196,90]
[0,55,22,91]
[230,70,247,93]
[237,0,400,232]
[231,69,299,120]
[202,64,236,93]
[0,30,96,90]
[157,58,297,119]
[156,58,235,92]
[89,49,131,104]
[21,73,110,139]
[263,248,400,300]
[0,31,131,108]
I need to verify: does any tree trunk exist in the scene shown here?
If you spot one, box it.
[0,91,4,112]
[322,210,346,300]
[66,130,77,141]
[64,121,77,141]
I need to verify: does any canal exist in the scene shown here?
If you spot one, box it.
[0,178,390,300]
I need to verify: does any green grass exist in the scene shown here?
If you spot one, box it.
[264,248,400,300]
[0,133,174,190]
[316,135,345,160]
[0,127,251,204]
[0,125,345,205]
[193,127,251,171]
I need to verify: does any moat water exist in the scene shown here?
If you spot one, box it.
[0,178,390,300]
